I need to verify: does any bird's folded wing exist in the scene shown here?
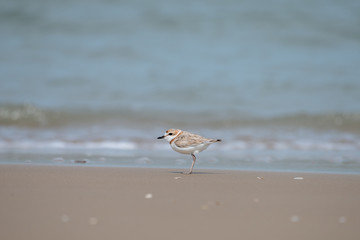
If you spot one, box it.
[174,132,208,148]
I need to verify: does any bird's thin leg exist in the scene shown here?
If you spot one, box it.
[184,154,196,174]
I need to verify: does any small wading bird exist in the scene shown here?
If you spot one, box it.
[157,129,221,174]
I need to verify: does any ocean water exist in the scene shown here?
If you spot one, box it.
[1,0,360,173]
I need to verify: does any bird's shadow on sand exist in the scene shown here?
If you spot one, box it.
[169,171,224,175]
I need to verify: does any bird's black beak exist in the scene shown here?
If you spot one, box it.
[157,136,165,139]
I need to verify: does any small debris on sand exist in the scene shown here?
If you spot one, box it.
[72,159,88,164]
[293,177,304,180]
[338,216,347,223]
[61,214,70,223]
[88,217,98,225]
[201,200,221,210]
[53,157,65,162]
[145,193,153,199]
[290,215,300,223]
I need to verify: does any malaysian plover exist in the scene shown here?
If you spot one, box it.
[157,129,221,174]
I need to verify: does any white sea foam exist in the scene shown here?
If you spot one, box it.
[0,136,359,152]
[0,140,136,150]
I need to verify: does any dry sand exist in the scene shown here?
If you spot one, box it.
[0,165,359,240]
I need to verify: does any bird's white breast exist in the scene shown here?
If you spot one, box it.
[170,142,210,155]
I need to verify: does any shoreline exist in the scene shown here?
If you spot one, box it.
[1,165,360,240]
[1,162,360,175]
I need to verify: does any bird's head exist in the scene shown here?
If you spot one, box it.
[157,129,182,143]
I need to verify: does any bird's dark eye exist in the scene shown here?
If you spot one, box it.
[168,133,173,135]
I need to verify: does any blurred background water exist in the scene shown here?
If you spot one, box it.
[1,0,360,173]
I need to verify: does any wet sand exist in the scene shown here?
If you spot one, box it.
[0,165,359,240]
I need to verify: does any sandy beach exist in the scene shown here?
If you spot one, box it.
[0,165,359,240]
